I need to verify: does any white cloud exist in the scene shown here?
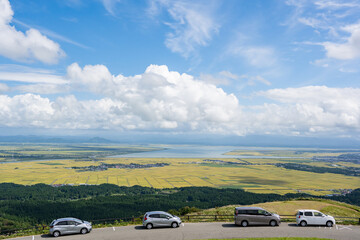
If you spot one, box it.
[66,63,241,130]
[100,0,122,16]
[322,23,360,60]
[150,0,219,58]
[13,19,89,50]
[314,0,360,9]
[0,71,67,84]
[0,0,65,64]
[1,64,360,137]
[287,0,360,62]
[254,86,360,134]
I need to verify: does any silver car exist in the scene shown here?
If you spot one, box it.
[49,217,92,237]
[234,207,281,227]
[143,211,182,229]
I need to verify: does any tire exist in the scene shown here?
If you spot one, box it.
[326,221,333,227]
[300,221,307,227]
[241,220,248,227]
[270,220,277,227]
[146,223,153,229]
[171,222,178,228]
[80,228,88,234]
[53,231,60,237]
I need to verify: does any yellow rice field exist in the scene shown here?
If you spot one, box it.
[0,156,359,195]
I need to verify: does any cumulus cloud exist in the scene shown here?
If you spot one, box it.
[66,63,241,131]
[255,86,360,134]
[1,64,360,137]
[0,0,64,64]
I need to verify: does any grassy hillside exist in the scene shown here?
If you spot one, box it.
[187,198,360,219]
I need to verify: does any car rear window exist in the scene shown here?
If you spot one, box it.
[297,212,303,216]
[305,212,313,216]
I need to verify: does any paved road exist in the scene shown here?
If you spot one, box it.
[8,222,360,240]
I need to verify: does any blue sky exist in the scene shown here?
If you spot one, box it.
[1,0,360,141]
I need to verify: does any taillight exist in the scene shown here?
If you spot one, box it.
[144,215,147,221]
[235,210,238,216]
[298,215,301,218]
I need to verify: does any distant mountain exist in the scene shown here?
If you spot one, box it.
[87,137,114,143]
[0,133,359,148]
[0,135,115,144]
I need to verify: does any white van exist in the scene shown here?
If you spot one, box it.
[296,209,335,227]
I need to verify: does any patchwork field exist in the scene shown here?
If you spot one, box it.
[0,144,359,195]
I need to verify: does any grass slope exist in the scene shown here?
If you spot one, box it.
[188,198,360,218]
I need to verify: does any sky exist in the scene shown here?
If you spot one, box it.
[1,0,360,142]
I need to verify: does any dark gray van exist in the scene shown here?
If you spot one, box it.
[234,207,281,227]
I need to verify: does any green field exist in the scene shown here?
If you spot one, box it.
[0,144,359,195]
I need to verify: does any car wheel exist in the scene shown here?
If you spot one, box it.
[53,231,60,237]
[326,221,333,227]
[146,223,153,229]
[241,220,248,227]
[300,221,307,227]
[80,228,88,234]
[171,222,178,228]
[270,220,277,227]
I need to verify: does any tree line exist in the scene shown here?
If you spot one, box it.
[0,183,359,234]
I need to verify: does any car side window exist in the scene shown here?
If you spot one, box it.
[56,221,68,225]
[238,210,246,214]
[160,214,170,219]
[258,210,267,215]
[247,210,258,215]
[314,212,323,217]
[149,214,160,218]
[304,212,313,216]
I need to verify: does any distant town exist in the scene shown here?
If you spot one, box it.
[70,162,170,172]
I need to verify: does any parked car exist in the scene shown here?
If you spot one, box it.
[296,209,335,227]
[49,217,92,237]
[234,207,281,227]
[143,211,182,229]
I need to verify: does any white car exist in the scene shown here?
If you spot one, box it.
[296,209,335,227]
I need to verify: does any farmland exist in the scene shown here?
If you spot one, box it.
[0,144,359,195]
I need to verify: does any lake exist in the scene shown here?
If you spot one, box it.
[108,145,310,159]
